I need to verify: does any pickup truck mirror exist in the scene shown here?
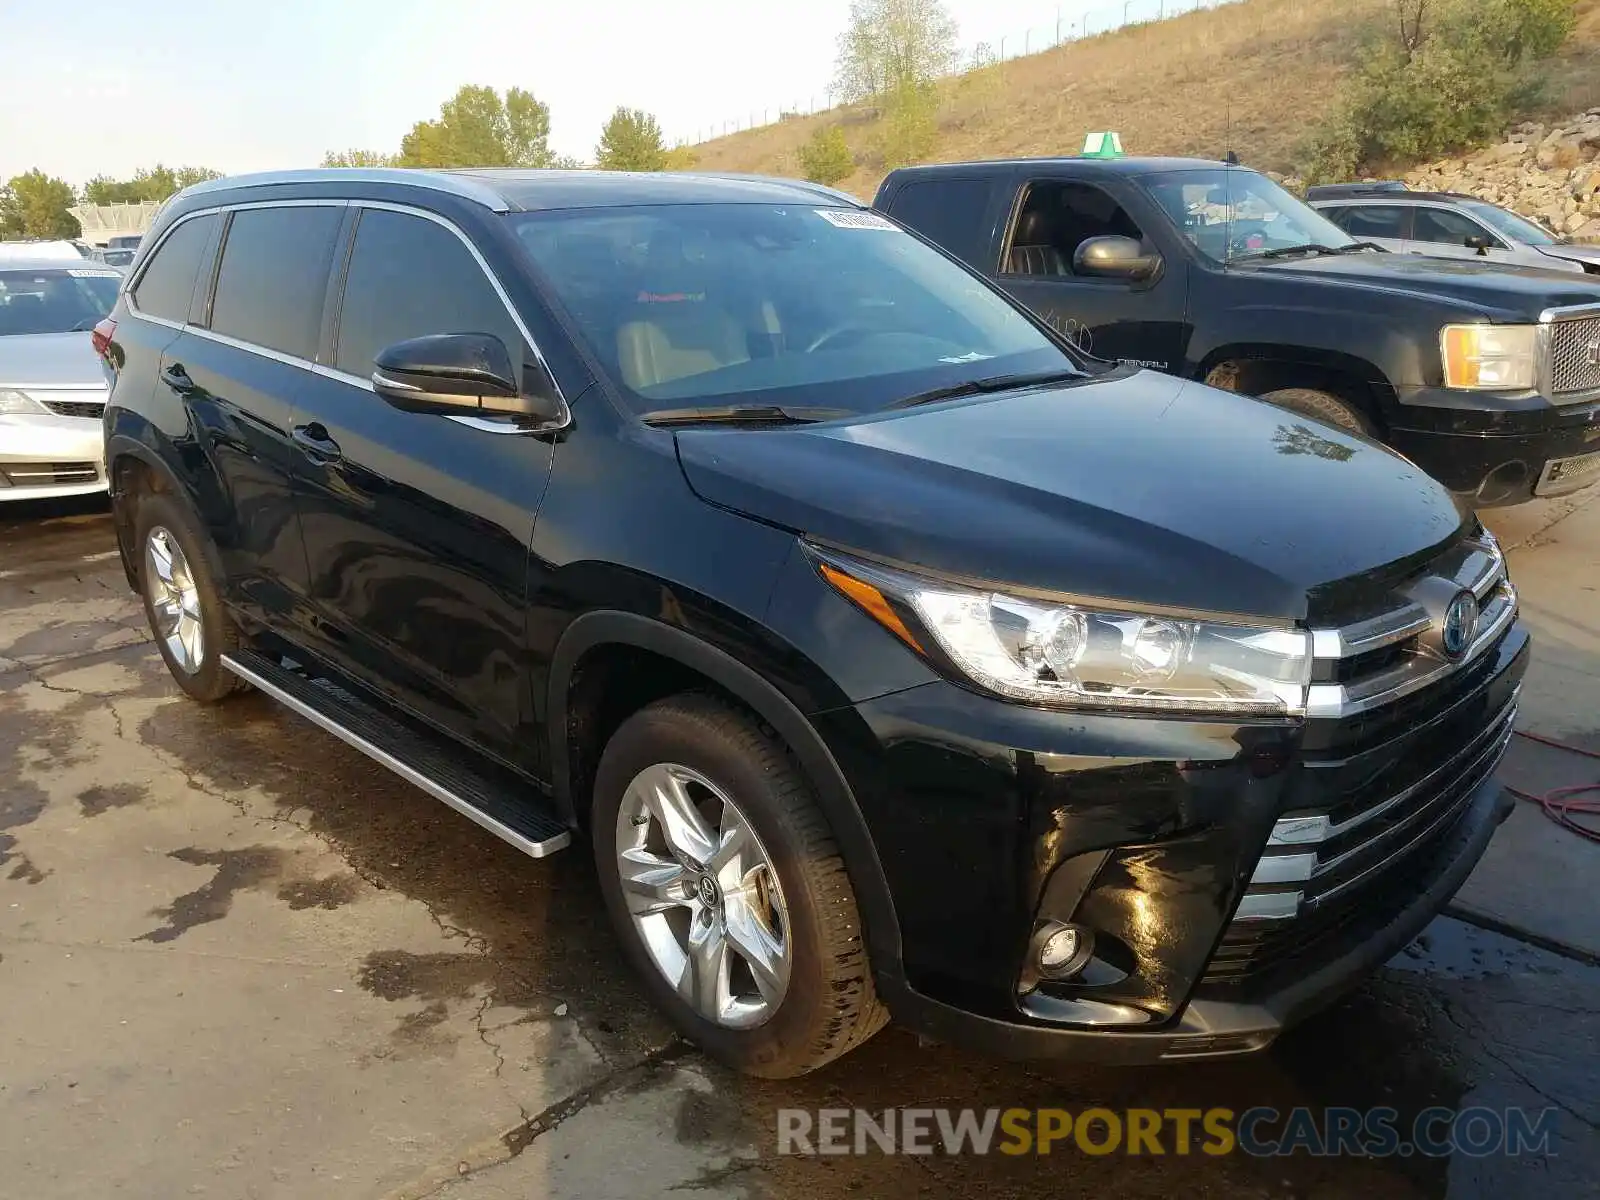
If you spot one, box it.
[1074,235,1162,281]
[1464,234,1492,254]
[371,333,564,423]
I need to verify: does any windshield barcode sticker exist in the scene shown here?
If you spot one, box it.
[67,269,122,277]
[816,209,898,231]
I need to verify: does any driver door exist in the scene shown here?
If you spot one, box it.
[993,176,1189,373]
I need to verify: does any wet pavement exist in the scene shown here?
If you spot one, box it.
[1,494,1598,1199]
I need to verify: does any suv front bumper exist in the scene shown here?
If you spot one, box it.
[821,622,1528,1064]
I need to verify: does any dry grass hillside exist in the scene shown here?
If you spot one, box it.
[690,0,1600,199]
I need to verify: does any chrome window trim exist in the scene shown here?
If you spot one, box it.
[123,196,570,437]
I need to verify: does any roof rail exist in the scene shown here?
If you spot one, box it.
[174,168,513,212]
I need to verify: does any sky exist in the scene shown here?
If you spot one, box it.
[1,0,1152,187]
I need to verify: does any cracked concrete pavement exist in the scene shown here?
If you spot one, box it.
[2,493,1598,1200]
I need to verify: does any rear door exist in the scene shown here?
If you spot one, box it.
[991,173,1189,372]
[159,202,345,625]
[286,203,557,760]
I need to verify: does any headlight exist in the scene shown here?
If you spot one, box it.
[811,548,1311,716]
[1440,324,1538,390]
[0,388,49,415]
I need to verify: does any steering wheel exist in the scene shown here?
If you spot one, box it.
[804,323,879,354]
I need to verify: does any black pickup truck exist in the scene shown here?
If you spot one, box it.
[874,157,1600,506]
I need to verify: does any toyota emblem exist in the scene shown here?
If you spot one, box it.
[1442,590,1480,659]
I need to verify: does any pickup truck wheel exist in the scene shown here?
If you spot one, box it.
[134,493,246,703]
[592,693,888,1078]
[1260,387,1374,436]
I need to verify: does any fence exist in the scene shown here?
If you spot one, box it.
[681,0,1240,145]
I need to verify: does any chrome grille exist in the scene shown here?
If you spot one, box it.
[1305,534,1514,721]
[1549,315,1600,396]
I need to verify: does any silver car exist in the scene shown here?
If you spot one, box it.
[0,256,121,501]
[1309,187,1600,276]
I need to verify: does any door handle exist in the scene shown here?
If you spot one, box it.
[292,422,342,463]
[161,363,195,394]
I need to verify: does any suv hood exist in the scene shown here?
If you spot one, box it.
[675,371,1468,622]
[0,332,108,388]
[1243,251,1600,319]
[1538,242,1600,271]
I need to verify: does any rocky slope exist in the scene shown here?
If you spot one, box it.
[1400,109,1600,241]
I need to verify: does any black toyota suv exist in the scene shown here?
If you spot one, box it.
[100,168,1526,1078]
[875,156,1600,506]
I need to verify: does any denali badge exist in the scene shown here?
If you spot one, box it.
[1442,590,1481,659]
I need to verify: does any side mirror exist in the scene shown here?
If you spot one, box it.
[1074,235,1162,281]
[371,333,564,424]
[1464,234,1492,254]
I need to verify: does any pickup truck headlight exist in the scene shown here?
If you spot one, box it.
[0,388,49,415]
[1440,324,1538,390]
[811,547,1311,716]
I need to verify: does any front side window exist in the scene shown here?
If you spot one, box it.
[1458,201,1555,247]
[1413,207,1498,248]
[508,203,1071,415]
[334,208,523,378]
[1002,180,1149,278]
[132,213,217,323]
[0,268,120,337]
[1140,169,1358,261]
[210,206,343,359]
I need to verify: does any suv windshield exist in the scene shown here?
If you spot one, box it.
[1459,200,1558,246]
[1140,168,1359,262]
[507,204,1076,415]
[0,268,120,337]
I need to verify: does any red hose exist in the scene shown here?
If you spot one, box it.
[1507,729,1600,844]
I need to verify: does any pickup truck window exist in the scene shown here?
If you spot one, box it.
[509,203,1072,416]
[1002,181,1147,278]
[1140,168,1356,261]
[884,180,990,264]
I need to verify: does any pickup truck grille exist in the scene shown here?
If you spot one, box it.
[1549,314,1600,397]
[1202,532,1520,992]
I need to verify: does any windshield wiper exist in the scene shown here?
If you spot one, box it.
[1252,243,1346,260]
[640,404,854,428]
[885,368,1083,411]
[1333,241,1386,254]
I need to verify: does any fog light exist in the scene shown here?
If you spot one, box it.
[1035,922,1093,979]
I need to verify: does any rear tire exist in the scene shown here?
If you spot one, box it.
[592,693,888,1078]
[133,492,246,704]
[1260,386,1374,436]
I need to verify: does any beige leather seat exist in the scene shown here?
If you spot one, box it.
[616,302,751,390]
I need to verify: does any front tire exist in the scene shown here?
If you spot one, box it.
[133,492,246,703]
[1260,386,1374,436]
[592,693,887,1078]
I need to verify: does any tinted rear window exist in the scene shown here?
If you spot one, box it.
[133,214,217,323]
[334,208,522,378]
[210,206,342,359]
[884,180,992,265]
[0,269,120,337]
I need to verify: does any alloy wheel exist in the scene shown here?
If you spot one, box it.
[615,762,791,1029]
[144,526,205,675]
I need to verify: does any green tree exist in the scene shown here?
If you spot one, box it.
[1,170,80,238]
[1304,0,1577,181]
[797,125,855,185]
[322,149,400,168]
[82,165,219,205]
[882,82,939,167]
[594,108,668,171]
[399,85,555,168]
[832,0,957,104]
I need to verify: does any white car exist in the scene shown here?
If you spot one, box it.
[0,256,121,502]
